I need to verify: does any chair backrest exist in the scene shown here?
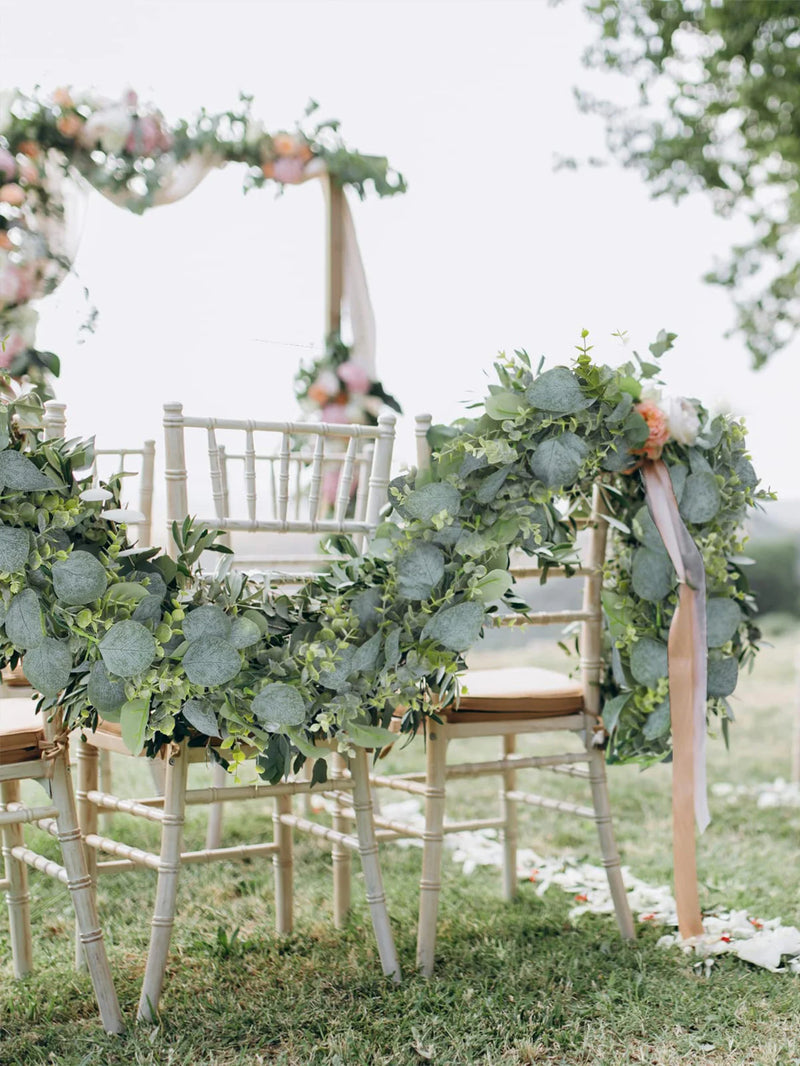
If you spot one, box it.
[162,404,397,571]
[90,441,156,547]
[414,412,609,716]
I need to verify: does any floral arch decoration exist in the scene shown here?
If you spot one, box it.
[0,328,769,937]
[0,87,405,420]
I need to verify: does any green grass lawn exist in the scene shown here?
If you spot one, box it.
[2,623,800,1065]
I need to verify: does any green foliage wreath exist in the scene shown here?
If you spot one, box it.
[0,333,769,782]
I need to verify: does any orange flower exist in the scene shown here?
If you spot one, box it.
[16,141,40,159]
[57,113,84,139]
[272,132,298,157]
[0,231,12,250]
[634,400,670,460]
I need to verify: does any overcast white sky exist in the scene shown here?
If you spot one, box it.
[2,0,797,507]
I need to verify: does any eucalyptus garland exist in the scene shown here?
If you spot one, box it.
[0,333,769,783]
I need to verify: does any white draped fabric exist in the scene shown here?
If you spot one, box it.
[8,151,377,377]
[341,193,376,377]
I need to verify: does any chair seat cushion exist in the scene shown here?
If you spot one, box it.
[0,699,44,764]
[443,666,584,721]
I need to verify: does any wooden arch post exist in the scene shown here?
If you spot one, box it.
[324,175,345,340]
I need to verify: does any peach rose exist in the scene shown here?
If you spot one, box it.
[0,183,25,206]
[52,86,74,108]
[272,132,298,157]
[634,400,670,460]
[57,113,84,139]
[16,141,40,159]
[0,232,12,251]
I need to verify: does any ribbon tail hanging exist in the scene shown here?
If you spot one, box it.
[642,459,708,939]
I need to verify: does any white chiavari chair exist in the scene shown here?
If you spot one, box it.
[370,415,635,974]
[76,405,400,1020]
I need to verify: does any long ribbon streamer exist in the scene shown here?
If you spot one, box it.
[642,459,708,939]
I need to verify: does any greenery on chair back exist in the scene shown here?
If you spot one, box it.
[0,334,770,782]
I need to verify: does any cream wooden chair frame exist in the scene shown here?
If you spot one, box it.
[370,414,635,975]
[0,397,123,1033]
[76,405,400,1020]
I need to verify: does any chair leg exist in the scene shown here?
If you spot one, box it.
[49,744,124,1034]
[205,760,226,851]
[349,747,400,982]
[587,745,635,940]
[331,752,351,928]
[501,733,520,899]
[416,722,447,976]
[1,780,33,977]
[273,793,293,935]
[137,744,189,1022]
[75,741,99,971]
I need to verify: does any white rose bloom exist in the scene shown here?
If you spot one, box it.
[244,119,265,148]
[668,396,700,446]
[78,107,133,155]
[315,369,341,396]
[640,385,663,404]
[0,89,17,134]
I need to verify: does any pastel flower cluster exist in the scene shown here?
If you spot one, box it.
[296,336,402,433]
[634,390,700,460]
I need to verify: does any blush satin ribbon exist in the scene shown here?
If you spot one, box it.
[642,459,709,939]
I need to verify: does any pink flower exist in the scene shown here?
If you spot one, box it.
[321,403,350,424]
[52,86,74,108]
[125,115,164,156]
[270,156,307,184]
[336,360,371,395]
[0,148,16,181]
[272,132,299,157]
[0,332,24,368]
[0,183,25,206]
[17,158,39,184]
[634,400,670,461]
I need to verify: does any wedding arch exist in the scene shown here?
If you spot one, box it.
[0,89,770,938]
[0,87,405,410]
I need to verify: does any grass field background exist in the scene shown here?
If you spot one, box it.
[2,621,799,1065]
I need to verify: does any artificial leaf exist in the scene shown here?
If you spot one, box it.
[0,450,57,491]
[87,661,127,716]
[525,367,592,414]
[384,627,401,668]
[404,482,461,522]
[252,682,307,728]
[679,472,722,525]
[106,582,150,606]
[629,637,669,685]
[100,619,157,678]
[475,467,510,504]
[631,506,664,551]
[643,700,671,740]
[182,698,222,738]
[706,598,743,648]
[318,646,356,691]
[183,604,232,643]
[79,487,114,503]
[351,631,382,674]
[422,601,485,652]
[230,616,262,649]
[120,698,149,755]
[707,657,738,698]
[132,594,164,624]
[4,589,45,649]
[182,637,241,686]
[52,550,109,605]
[485,390,526,421]
[0,525,30,573]
[22,637,73,698]
[345,722,397,748]
[529,433,588,489]
[631,547,675,602]
[733,456,758,490]
[601,693,631,733]
[666,463,687,503]
[351,587,383,631]
[473,568,513,604]
[397,542,445,600]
